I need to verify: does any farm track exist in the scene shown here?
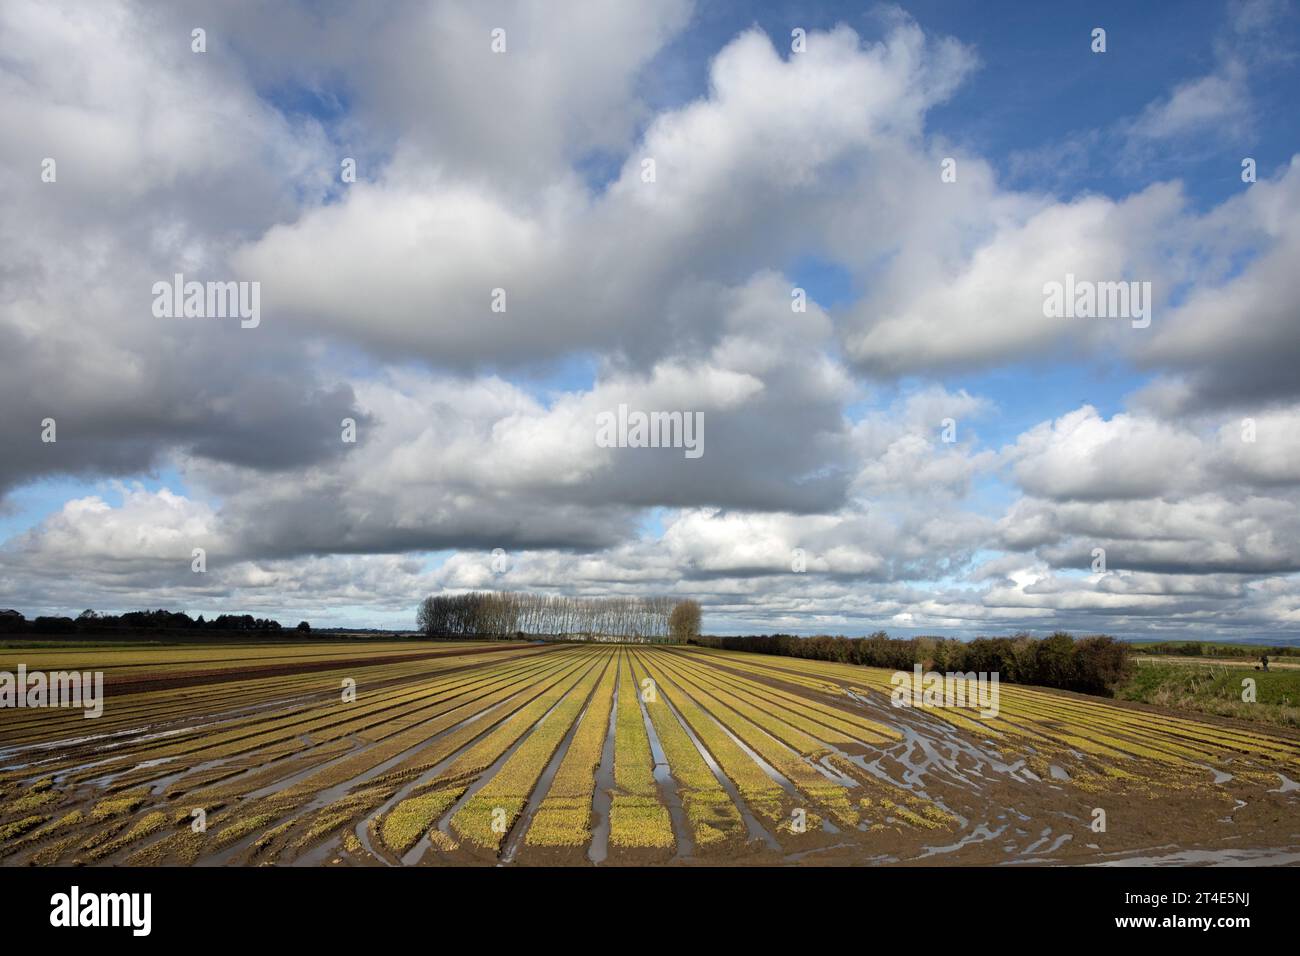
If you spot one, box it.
[1,642,1298,866]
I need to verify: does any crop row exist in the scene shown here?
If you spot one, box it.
[609,651,674,850]
[524,653,619,848]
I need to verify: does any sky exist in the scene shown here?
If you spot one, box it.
[1,0,1299,639]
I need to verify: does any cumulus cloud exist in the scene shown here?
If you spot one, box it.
[1006,406,1204,501]
[1134,159,1300,411]
[2,1,1299,640]
[231,21,977,370]
[999,405,1300,577]
[0,0,361,497]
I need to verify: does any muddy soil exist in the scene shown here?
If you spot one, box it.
[2,646,1297,868]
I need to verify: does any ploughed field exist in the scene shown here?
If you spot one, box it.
[1,642,1298,866]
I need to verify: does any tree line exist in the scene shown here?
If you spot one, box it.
[0,608,310,635]
[691,631,1134,696]
[416,592,701,643]
[1135,640,1297,659]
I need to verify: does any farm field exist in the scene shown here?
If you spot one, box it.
[0,641,496,683]
[1118,660,1300,729]
[1131,654,1300,670]
[1,642,1298,866]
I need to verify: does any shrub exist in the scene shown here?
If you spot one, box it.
[1073,635,1133,695]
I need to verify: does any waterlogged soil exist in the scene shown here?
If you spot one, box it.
[1,643,1297,867]
[93,642,538,697]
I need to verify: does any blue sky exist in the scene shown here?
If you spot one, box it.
[2,0,1299,639]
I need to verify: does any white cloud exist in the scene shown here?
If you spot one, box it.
[1007,406,1203,501]
[2,2,1299,640]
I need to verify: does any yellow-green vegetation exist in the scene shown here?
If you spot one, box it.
[3,641,1298,867]
[379,788,465,856]
[78,651,562,784]
[451,654,608,850]
[29,836,81,866]
[123,829,205,867]
[609,653,674,849]
[720,648,1300,775]
[251,819,296,855]
[86,811,169,860]
[0,641,490,681]
[526,653,619,847]
[89,794,146,821]
[367,652,590,787]
[5,790,60,814]
[651,653,859,827]
[210,811,283,851]
[672,654,898,746]
[0,815,46,842]
[630,652,743,849]
[294,788,390,847]
[637,652,786,822]
[608,795,674,849]
[78,818,132,853]
[41,809,85,833]
[417,653,599,797]
[670,659,847,754]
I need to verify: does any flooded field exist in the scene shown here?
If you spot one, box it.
[1,642,1297,866]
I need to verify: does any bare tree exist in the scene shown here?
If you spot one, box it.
[413,591,681,642]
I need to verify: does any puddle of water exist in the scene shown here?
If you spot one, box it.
[245,734,374,802]
[403,665,595,868]
[587,675,619,865]
[50,755,119,783]
[654,661,840,833]
[783,841,894,864]
[149,753,253,797]
[917,822,1007,859]
[209,659,590,868]
[655,682,778,852]
[1269,773,1299,793]
[205,686,547,866]
[91,756,177,789]
[815,754,860,789]
[638,687,692,860]
[0,686,354,773]
[363,666,586,865]
[500,694,595,864]
[4,728,178,781]
[1022,827,1052,854]
[1044,833,1072,854]
[292,835,343,867]
[1218,798,1248,823]
[1195,762,1233,785]
[1091,846,1300,867]
[411,661,601,864]
[0,727,155,761]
